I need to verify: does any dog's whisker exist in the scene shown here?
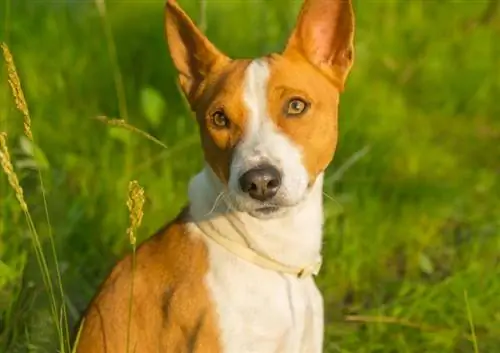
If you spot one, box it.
[322,191,344,211]
[204,191,226,217]
[221,191,238,212]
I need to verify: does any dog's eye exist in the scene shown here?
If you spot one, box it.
[211,110,230,128]
[285,98,309,117]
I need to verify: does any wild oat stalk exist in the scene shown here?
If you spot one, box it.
[0,132,27,212]
[2,43,70,352]
[464,290,480,353]
[345,314,475,342]
[199,0,208,33]
[94,115,168,150]
[125,180,145,353]
[94,0,128,124]
[94,0,135,181]
[126,180,145,246]
[70,318,85,353]
[0,132,63,350]
[1,43,32,141]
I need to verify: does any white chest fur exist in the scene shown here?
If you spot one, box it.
[188,169,325,353]
[202,238,324,353]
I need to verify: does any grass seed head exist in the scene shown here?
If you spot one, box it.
[1,42,33,141]
[0,132,28,212]
[126,180,145,246]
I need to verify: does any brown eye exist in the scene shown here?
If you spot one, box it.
[286,98,309,117]
[211,110,230,128]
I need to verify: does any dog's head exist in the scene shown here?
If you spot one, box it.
[165,0,355,219]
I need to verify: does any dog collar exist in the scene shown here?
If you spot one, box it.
[194,218,322,279]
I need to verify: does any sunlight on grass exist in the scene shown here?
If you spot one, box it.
[0,0,499,352]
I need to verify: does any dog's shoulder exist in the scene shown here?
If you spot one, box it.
[75,206,222,353]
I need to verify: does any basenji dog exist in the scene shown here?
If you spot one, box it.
[75,0,355,352]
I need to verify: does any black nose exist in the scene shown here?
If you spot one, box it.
[239,164,282,201]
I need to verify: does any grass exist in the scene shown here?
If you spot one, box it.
[0,0,499,352]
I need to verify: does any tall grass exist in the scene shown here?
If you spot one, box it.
[1,45,155,353]
[1,40,158,352]
[0,0,499,352]
[1,43,70,353]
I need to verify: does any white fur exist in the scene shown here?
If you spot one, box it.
[187,58,325,353]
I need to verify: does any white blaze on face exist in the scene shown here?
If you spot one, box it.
[228,59,309,211]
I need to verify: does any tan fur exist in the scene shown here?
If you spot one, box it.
[263,53,341,183]
[193,60,252,183]
[75,209,221,353]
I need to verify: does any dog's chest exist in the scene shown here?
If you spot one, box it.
[204,239,319,353]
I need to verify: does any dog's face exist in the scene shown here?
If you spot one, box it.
[165,0,355,218]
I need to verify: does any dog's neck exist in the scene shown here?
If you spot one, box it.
[187,167,324,268]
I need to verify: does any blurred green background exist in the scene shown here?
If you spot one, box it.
[1,0,499,352]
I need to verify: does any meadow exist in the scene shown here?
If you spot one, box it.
[0,0,499,352]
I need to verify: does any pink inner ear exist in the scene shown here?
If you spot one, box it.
[294,0,353,67]
[310,23,334,64]
[284,0,354,89]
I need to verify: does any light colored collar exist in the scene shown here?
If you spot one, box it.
[194,212,322,279]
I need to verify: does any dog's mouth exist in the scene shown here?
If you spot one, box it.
[231,190,309,218]
[248,205,283,219]
[255,206,280,214]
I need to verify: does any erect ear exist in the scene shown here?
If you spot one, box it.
[284,0,355,91]
[164,0,229,103]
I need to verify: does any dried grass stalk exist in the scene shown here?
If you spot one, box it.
[0,132,28,212]
[126,180,145,246]
[94,115,168,150]
[1,42,33,141]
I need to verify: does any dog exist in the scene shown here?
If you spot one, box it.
[75,0,355,352]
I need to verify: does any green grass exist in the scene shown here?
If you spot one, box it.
[1,0,499,352]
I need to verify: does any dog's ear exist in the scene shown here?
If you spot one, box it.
[284,0,355,91]
[164,0,229,102]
